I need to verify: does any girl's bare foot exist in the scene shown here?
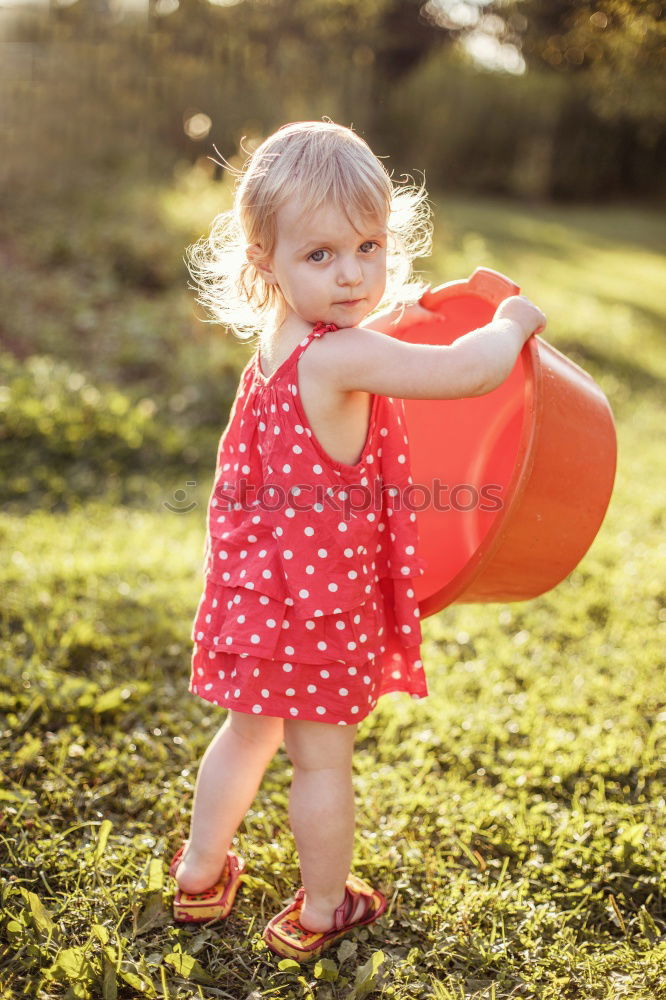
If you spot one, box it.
[299,891,367,932]
[174,840,230,895]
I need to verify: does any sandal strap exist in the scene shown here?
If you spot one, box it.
[226,851,242,878]
[333,884,373,931]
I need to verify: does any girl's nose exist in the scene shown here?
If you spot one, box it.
[336,255,363,286]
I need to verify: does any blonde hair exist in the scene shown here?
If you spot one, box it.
[184,119,433,343]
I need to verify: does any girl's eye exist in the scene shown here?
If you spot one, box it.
[308,240,379,264]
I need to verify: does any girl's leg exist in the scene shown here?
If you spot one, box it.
[283,718,367,932]
[175,709,284,894]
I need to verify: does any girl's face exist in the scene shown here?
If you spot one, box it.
[258,196,388,332]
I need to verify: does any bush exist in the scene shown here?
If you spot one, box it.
[0,350,192,507]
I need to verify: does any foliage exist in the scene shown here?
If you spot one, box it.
[0,0,664,204]
[493,0,666,128]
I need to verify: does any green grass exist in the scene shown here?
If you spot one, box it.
[1,182,665,998]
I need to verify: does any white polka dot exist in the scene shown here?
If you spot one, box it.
[328,582,338,592]
[307,684,317,693]
[283,549,293,559]
[266,619,276,628]
[316,706,326,715]
[290,707,299,715]
[320,669,330,678]
[317,641,327,651]
[338,522,347,532]
[283,464,291,473]
[318,549,328,558]
[304,526,315,536]
[299,589,309,599]
[305,565,315,574]
[251,634,260,643]
[261,688,270,698]
[313,464,322,475]
[405,545,415,555]
[283,663,293,672]
[351,706,359,714]
[285,646,295,655]
[252,704,262,713]
[286,688,295,696]
[339,688,348,696]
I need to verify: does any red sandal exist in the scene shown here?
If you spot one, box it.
[168,841,246,923]
[262,873,387,961]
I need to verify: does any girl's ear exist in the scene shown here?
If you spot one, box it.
[246,243,278,285]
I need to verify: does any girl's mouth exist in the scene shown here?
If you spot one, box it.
[337,298,363,306]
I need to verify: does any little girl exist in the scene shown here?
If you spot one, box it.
[168,120,546,961]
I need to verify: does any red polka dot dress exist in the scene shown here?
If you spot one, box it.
[189,321,429,725]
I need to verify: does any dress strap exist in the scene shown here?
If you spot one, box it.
[293,321,339,363]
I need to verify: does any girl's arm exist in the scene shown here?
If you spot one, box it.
[323,296,546,401]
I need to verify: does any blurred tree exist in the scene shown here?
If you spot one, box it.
[489,0,666,128]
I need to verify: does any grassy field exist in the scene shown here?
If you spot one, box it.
[1,176,665,998]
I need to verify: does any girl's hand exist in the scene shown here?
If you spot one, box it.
[494,295,547,343]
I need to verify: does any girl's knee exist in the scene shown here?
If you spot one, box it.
[284,718,358,771]
[227,709,284,749]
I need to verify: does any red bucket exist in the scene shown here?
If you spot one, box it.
[395,267,617,616]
